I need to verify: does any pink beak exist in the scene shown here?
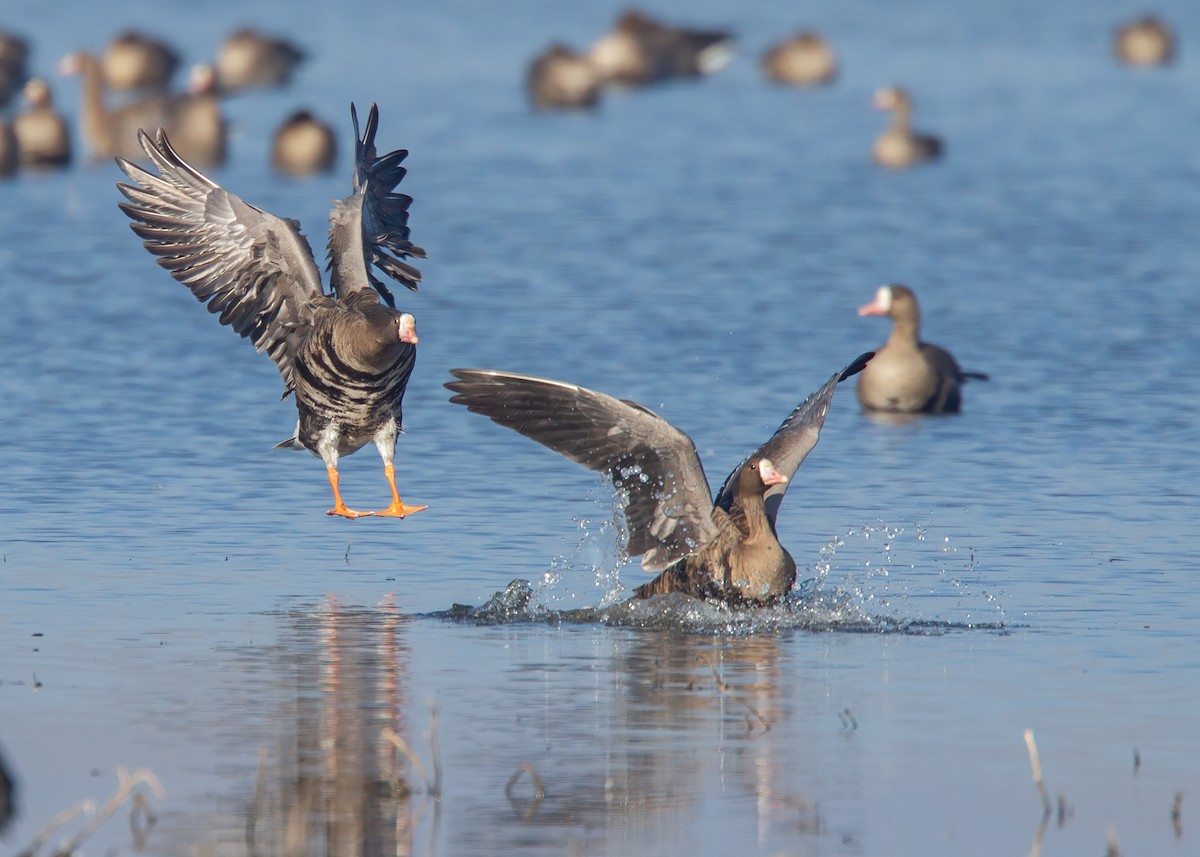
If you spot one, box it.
[858,295,889,317]
[399,316,419,345]
[760,461,788,487]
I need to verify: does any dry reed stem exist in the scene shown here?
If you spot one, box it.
[1023,729,1052,818]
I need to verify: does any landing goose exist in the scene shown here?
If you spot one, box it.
[872,86,942,169]
[855,285,986,415]
[117,104,428,519]
[447,354,871,605]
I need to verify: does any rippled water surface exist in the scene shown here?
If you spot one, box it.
[2,0,1198,854]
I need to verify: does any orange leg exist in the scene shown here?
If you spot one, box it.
[372,462,428,518]
[325,466,374,519]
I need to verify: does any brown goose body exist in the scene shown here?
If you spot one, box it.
[0,28,29,108]
[855,285,986,415]
[761,31,837,87]
[447,354,870,605]
[117,104,428,519]
[216,28,305,91]
[527,43,602,110]
[1114,16,1175,66]
[589,9,735,86]
[13,78,71,167]
[60,52,226,165]
[631,460,797,604]
[0,121,16,178]
[103,31,180,92]
[272,110,337,175]
[872,86,942,169]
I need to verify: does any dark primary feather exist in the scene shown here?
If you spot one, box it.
[445,370,721,572]
[116,128,326,390]
[714,352,873,526]
[326,103,426,308]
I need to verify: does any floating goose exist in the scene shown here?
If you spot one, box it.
[856,285,986,415]
[761,31,837,87]
[14,78,72,167]
[872,86,942,169]
[103,31,180,92]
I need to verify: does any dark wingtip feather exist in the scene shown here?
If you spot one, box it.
[839,351,875,382]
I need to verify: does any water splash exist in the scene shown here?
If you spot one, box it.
[443,486,1007,635]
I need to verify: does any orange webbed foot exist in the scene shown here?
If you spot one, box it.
[326,505,376,520]
[372,500,428,518]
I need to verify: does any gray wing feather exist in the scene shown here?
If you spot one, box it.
[446,369,721,571]
[116,128,326,390]
[326,103,426,307]
[715,352,873,526]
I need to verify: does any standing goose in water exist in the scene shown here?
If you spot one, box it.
[872,86,942,169]
[1114,16,1175,66]
[116,104,428,519]
[855,285,986,415]
[447,354,871,605]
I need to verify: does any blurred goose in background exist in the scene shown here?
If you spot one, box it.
[117,104,428,519]
[60,52,226,165]
[855,285,986,415]
[589,9,734,86]
[1114,15,1175,66]
[103,30,180,92]
[13,78,71,167]
[0,121,16,177]
[216,27,306,91]
[168,64,227,167]
[271,109,337,175]
[872,86,942,168]
[761,31,837,86]
[446,353,871,605]
[527,43,603,110]
[0,27,29,108]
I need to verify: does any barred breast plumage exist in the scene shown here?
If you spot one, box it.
[116,102,428,519]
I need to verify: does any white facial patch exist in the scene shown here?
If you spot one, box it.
[757,459,778,482]
[876,285,893,312]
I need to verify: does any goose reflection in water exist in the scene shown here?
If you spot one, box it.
[201,597,433,857]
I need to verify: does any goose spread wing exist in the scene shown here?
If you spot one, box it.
[326,103,425,307]
[446,369,721,571]
[116,128,326,391]
[715,352,873,526]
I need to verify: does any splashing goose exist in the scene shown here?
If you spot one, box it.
[447,354,871,605]
[116,103,428,519]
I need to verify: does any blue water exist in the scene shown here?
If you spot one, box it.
[1,0,1198,854]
